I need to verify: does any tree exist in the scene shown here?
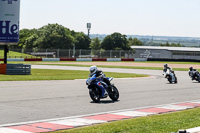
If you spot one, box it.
[24,34,39,50]
[160,42,182,47]
[22,24,74,51]
[73,32,91,49]
[19,24,93,51]
[90,37,101,50]
[101,32,131,50]
[11,29,36,49]
[90,37,103,56]
[35,24,74,49]
[128,37,144,46]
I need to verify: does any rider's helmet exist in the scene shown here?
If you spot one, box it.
[189,67,193,71]
[164,64,168,68]
[89,65,97,75]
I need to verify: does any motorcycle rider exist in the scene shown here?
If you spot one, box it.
[89,65,111,88]
[89,65,111,85]
[189,67,198,80]
[163,64,175,77]
[163,64,172,73]
[163,64,172,77]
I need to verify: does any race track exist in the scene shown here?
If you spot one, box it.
[0,65,199,125]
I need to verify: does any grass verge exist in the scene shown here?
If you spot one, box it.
[52,107,200,133]
[29,63,189,71]
[0,50,37,58]
[0,69,148,81]
[0,61,195,71]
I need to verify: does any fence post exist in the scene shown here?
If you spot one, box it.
[68,49,70,58]
[73,46,75,58]
[80,49,82,58]
[57,49,59,58]
[46,49,48,58]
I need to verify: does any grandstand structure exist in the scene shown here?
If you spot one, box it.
[131,46,200,61]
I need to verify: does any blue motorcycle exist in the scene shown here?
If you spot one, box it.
[86,74,119,102]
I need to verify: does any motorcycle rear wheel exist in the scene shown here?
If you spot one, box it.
[89,87,101,103]
[167,76,172,83]
[175,77,178,83]
[109,85,119,101]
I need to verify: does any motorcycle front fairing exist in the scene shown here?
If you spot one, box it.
[86,74,106,98]
[95,80,106,98]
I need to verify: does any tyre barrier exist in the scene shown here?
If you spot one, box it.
[6,64,31,75]
[0,64,31,75]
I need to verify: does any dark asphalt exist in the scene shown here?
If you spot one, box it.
[0,65,199,125]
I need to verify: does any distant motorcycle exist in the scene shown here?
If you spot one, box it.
[189,70,200,82]
[163,69,177,84]
[86,74,119,103]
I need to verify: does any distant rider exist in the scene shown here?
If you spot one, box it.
[163,64,172,72]
[89,65,111,88]
[163,64,173,77]
[189,67,198,80]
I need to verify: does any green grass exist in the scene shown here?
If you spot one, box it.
[0,50,37,58]
[66,64,184,71]
[0,69,148,81]
[52,108,200,133]
[0,61,191,71]
[22,63,188,71]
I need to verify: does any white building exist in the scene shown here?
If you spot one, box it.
[131,46,200,61]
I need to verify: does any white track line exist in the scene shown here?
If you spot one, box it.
[1,99,200,127]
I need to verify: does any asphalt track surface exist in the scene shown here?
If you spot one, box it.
[0,65,200,125]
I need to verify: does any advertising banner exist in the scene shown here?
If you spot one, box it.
[0,0,20,45]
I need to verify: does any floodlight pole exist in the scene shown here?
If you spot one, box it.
[88,29,90,37]
[87,23,91,37]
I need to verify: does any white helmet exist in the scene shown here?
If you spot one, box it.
[89,65,97,75]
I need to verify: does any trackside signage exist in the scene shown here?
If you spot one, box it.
[0,0,20,45]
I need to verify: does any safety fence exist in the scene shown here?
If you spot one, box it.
[1,48,200,61]
[0,58,147,62]
[0,49,135,59]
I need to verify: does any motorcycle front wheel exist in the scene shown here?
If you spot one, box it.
[109,85,119,101]
[89,87,101,103]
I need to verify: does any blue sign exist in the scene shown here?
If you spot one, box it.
[0,0,20,45]
[0,21,19,43]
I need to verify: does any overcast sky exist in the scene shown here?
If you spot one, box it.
[20,0,200,37]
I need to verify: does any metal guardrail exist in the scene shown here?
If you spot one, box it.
[6,64,31,75]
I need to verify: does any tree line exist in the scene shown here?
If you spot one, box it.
[9,23,144,51]
[160,42,181,47]
[0,23,184,50]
